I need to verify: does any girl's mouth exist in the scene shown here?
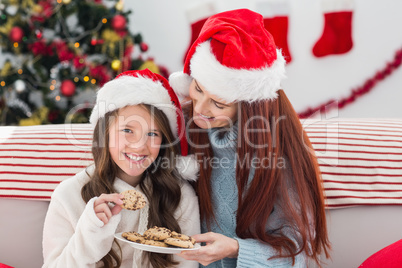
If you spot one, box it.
[124,153,146,163]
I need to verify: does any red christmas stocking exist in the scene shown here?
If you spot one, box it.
[257,0,292,63]
[312,0,354,57]
[182,3,216,64]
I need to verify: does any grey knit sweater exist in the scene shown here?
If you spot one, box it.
[202,123,308,268]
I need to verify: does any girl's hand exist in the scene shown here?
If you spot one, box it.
[176,232,239,266]
[93,193,124,225]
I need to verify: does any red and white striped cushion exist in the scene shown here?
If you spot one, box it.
[303,118,402,208]
[0,124,93,200]
[1,119,402,208]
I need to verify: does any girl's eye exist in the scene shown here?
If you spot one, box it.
[122,129,132,133]
[195,86,202,93]
[147,132,159,137]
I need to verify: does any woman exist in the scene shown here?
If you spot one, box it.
[169,9,330,267]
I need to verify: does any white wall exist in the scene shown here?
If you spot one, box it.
[127,0,402,118]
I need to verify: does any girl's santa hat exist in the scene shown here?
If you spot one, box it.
[90,69,199,181]
[169,8,286,103]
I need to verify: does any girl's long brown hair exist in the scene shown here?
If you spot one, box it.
[186,90,330,266]
[81,105,182,268]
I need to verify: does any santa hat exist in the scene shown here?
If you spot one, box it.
[89,69,199,181]
[169,8,286,103]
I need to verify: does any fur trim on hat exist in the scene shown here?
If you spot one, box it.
[168,71,193,99]
[175,155,199,181]
[89,75,178,137]
[190,41,286,103]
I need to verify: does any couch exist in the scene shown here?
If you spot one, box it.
[1,119,402,268]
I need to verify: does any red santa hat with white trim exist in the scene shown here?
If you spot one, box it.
[89,69,199,181]
[169,8,286,103]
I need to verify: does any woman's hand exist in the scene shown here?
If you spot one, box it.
[93,193,124,225]
[177,232,239,266]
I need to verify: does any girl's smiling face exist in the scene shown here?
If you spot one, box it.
[189,79,238,129]
[108,105,162,186]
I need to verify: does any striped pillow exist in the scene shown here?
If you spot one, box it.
[1,119,401,208]
[0,124,93,200]
[303,118,402,208]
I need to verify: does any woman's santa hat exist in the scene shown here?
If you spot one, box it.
[90,69,199,181]
[169,8,286,103]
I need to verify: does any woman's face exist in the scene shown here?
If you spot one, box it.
[108,105,162,186]
[189,79,238,129]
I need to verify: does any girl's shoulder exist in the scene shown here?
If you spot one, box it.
[53,166,93,197]
[179,180,197,200]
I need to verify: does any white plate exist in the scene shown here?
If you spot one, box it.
[114,232,201,254]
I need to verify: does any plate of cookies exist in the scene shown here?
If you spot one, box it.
[115,226,200,254]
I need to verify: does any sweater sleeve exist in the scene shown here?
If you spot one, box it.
[173,181,201,268]
[235,231,307,268]
[42,196,121,268]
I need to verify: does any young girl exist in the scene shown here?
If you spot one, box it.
[169,9,330,267]
[42,69,200,268]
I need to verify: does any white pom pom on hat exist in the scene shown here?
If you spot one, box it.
[169,8,286,103]
[90,69,199,181]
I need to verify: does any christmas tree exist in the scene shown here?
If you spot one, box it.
[0,0,168,125]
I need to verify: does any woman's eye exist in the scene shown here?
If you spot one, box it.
[214,102,225,109]
[195,86,202,93]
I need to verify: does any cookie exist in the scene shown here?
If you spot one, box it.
[122,231,145,244]
[142,239,169,247]
[171,231,196,245]
[143,226,172,240]
[164,237,194,248]
[120,189,146,211]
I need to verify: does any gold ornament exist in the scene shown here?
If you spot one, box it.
[63,0,72,4]
[32,4,43,13]
[0,15,19,35]
[0,61,13,77]
[19,107,49,126]
[101,29,121,43]
[139,60,160,74]
[111,59,121,71]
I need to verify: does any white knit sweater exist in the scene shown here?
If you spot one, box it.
[42,166,200,268]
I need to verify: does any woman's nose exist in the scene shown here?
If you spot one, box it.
[193,97,208,114]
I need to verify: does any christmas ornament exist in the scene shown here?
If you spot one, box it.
[115,0,124,11]
[111,14,126,31]
[182,2,216,64]
[139,60,159,74]
[9,26,24,43]
[32,4,43,14]
[63,0,72,4]
[14,80,26,93]
[111,59,121,71]
[140,42,148,52]
[257,0,292,63]
[60,79,76,97]
[312,0,354,57]
[35,29,43,39]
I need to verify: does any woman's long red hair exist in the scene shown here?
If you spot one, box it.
[185,90,330,266]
